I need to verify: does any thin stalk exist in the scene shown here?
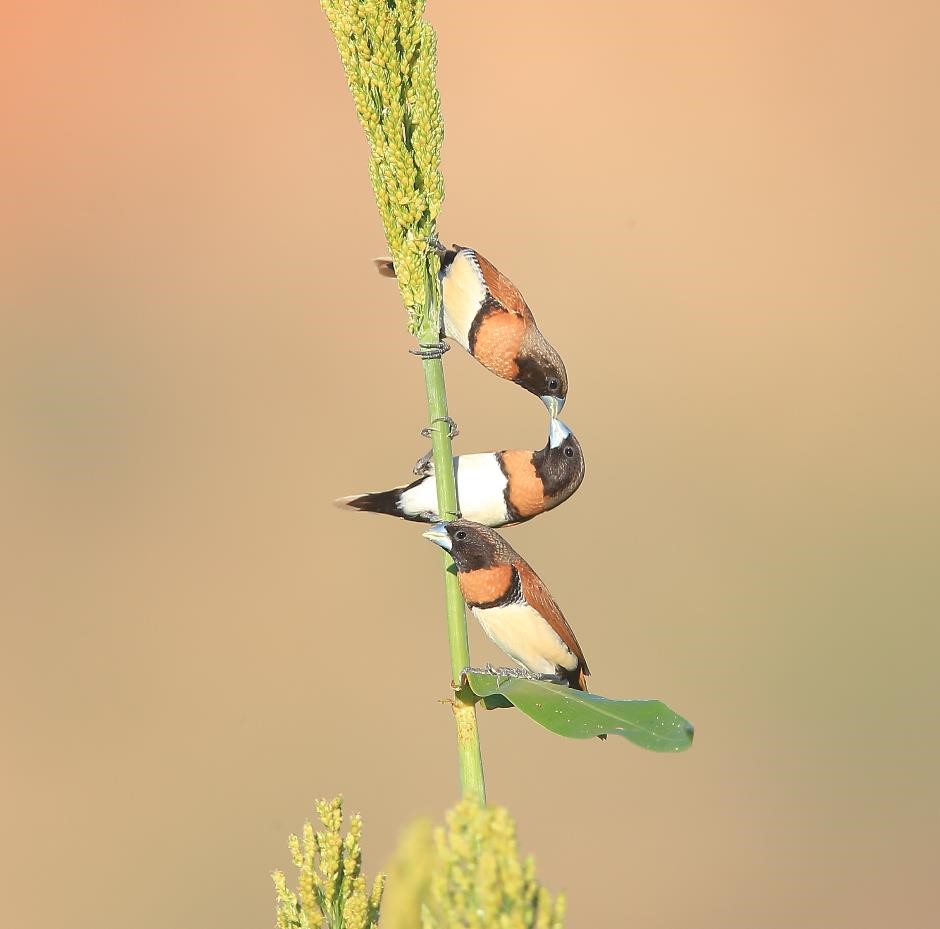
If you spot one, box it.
[320,0,484,805]
[419,323,486,806]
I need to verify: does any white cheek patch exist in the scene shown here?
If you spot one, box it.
[472,603,577,675]
[398,453,509,526]
[441,251,486,348]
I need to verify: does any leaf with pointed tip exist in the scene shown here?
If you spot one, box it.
[464,671,693,752]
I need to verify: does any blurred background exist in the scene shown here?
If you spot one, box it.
[2,2,939,927]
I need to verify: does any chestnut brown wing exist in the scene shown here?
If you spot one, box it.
[471,250,534,321]
[515,559,590,680]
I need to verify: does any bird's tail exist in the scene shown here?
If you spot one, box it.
[334,488,406,518]
[334,475,435,522]
[373,254,450,341]
[565,664,590,693]
[373,257,397,278]
[373,243,459,280]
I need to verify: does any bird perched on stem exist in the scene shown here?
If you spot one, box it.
[336,419,583,527]
[375,244,568,416]
[423,519,594,693]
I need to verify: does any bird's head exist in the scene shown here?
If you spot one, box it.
[422,519,515,572]
[515,328,568,417]
[533,418,585,500]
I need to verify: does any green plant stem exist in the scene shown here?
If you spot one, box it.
[319,0,484,806]
[419,337,486,806]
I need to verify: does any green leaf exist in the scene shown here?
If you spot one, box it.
[478,691,514,710]
[464,671,694,752]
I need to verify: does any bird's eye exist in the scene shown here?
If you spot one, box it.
[564,446,575,458]
[547,378,560,392]
[455,529,467,541]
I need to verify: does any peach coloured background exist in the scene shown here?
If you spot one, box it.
[2,2,939,927]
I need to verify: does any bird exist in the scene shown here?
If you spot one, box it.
[335,419,584,527]
[422,519,594,693]
[375,244,568,416]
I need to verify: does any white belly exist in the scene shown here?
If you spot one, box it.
[398,453,509,526]
[454,454,509,525]
[441,251,486,349]
[472,603,577,674]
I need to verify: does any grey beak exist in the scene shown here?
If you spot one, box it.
[549,418,572,449]
[422,522,452,550]
[541,395,565,418]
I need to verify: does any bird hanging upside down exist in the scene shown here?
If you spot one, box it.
[375,244,568,416]
[335,419,584,527]
[423,519,595,695]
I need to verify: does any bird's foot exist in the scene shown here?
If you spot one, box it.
[489,667,567,685]
[412,449,434,475]
[409,342,451,361]
[420,415,458,439]
[455,665,567,691]
[456,664,504,686]
[462,665,557,683]
[459,664,494,680]
[424,233,446,255]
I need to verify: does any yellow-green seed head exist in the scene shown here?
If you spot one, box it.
[387,801,566,929]
[321,0,445,337]
[273,797,383,929]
